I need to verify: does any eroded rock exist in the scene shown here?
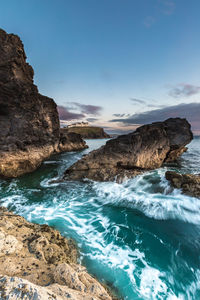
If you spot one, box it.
[0,207,112,299]
[165,171,200,198]
[0,28,87,178]
[64,118,193,182]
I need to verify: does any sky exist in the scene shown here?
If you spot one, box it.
[1,0,200,134]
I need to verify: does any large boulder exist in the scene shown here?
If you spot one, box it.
[0,207,112,300]
[0,29,87,178]
[64,118,193,182]
[165,171,200,198]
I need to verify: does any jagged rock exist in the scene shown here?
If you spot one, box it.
[59,130,88,152]
[64,118,193,182]
[0,275,109,300]
[0,29,87,178]
[165,171,200,198]
[0,207,112,299]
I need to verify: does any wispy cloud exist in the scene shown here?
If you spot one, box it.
[86,118,99,123]
[68,102,103,115]
[143,16,156,28]
[130,98,146,105]
[169,83,200,98]
[57,105,85,120]
[113,113,131,117]
[158,0,176,15]
[109,102,200,132]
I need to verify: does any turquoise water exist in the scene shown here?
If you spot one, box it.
[0,137,200,300]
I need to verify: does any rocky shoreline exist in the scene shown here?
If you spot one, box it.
[64,118,193,182]
[0,207,114,300]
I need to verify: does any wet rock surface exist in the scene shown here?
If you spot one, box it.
[0,28,87,178]
[165,171,200,198]
[64,118,193,182]
[0,207,112,299]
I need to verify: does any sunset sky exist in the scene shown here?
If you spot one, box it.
[1,0,200,134]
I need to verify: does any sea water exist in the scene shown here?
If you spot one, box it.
[0,137,200,300]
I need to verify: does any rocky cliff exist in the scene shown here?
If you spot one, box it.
[165,171,200,198]
[0,207,113,300]
[64,118,193,182]
[66,126,110,139]
[0,29,87,178]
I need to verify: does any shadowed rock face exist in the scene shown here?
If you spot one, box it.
[0,207,112,300]
[0,29,87,177]
[166,171,200,198]
[64,118,193,182]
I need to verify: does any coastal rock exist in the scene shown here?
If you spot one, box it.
[165,171,200,198]
[0,275,109,300]
[0,29,87,178]
[0,207,112,299]
[64,118,193,182]
[65,126,110,139]
[59,129,88,152]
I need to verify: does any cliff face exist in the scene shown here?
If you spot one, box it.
[0,207,112,300]
[66,126,110,139]
[64,118,193,182]
[0,29,87,178]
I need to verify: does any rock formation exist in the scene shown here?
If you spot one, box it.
[65,126,110,139]
[59,129,88,152]
[64,118,193,182]
[0,207,113,300]
[165,171,200,198]
[0,29,87,178]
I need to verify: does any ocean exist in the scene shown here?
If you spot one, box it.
[0,137,200,300]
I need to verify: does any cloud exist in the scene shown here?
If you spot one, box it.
[158,0,176,15]
[69,102,103,115]
[57,105,85,120]
[130,98,146,105]
[143,16,156,28]
[109,102,200,131]
[86,118,99,123]
[147,104,166,108]
[169,83,200,98]
[113,113,131,117]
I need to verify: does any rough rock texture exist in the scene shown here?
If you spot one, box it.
[66,126,110,139]
[0,207,112,300]
[64,118,193,182]
[165,171,200,198]
[0,28,87,178]
[59,129,88,152]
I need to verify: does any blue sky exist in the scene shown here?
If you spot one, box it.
[1,0,200,133]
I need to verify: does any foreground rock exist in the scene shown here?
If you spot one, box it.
[0,207,112,300]
[66,126,110,139]
[0,29,87,178]
[64,118,193,182]
[166,171,200,198]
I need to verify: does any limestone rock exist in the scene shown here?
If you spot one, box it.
[0,275,107,300]
[0,207,112,299]
[59,130,88,152]
[165,171,200,198]
[64,118,193,182]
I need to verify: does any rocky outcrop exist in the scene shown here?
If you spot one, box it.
[59,129,88,152]
[66,126,110,139]
[0,207,112,300]
[64,118,193,182]
[0,29,87,178]
[165,171,200,198]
